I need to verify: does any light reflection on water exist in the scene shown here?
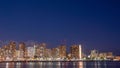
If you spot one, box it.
[6,63,8,68]
[0,61,119,68]
[6,62,15,68]
[78,62,83,68]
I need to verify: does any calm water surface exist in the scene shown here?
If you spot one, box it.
[0,61,120,68]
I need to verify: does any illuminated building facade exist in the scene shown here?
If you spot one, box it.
[98,52,114,60]
[9,41,16,59]
[27,47,35,58]
[19,42,26,58]
[99,53,107,59]
[45,48,52,60]
[90,50,99,60]
[39,43,46,59]
[51,48,59,60]
[58,45,66,59]
[70,45,82,59]
[0,41,117,61]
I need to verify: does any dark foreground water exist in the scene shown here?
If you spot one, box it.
[0,61,120,68]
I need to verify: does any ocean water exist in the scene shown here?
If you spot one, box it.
[0,61,120,68]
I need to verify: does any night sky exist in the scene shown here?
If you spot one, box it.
[0,0,120,55]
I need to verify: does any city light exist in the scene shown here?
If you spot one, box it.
[0,41,119,62]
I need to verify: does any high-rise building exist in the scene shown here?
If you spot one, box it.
[9,41,16,59]
[9,41,16,51]
[70,44,82,59]
[27,47,35,58]
[16,50,24,60]
[58,45,66,59]
[51,48,60,60]
[45,48,52,60]
[39,43,46,59]
[79,45,82,59]
[19,42,26,51]
[24,48,28,59]
[19,42,26,58]
[34,45,39,58]
[90,50,99,60]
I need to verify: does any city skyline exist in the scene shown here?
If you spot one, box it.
[0,0,120,56]
[0,41,118,61]
[0,40,117,56]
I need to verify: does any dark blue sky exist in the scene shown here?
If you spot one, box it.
[0,0,120,55]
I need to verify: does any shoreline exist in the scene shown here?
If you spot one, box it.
[0,60,119,63]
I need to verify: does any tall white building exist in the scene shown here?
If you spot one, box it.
[79,45,82,60]
[27,47,35,58]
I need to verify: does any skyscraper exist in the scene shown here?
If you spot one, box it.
[58,45,66,59]
[9,41,16,59]
[27,47,35,58]
[79,45,82,60]
[19,42,26,58]
[70,44,82,59]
